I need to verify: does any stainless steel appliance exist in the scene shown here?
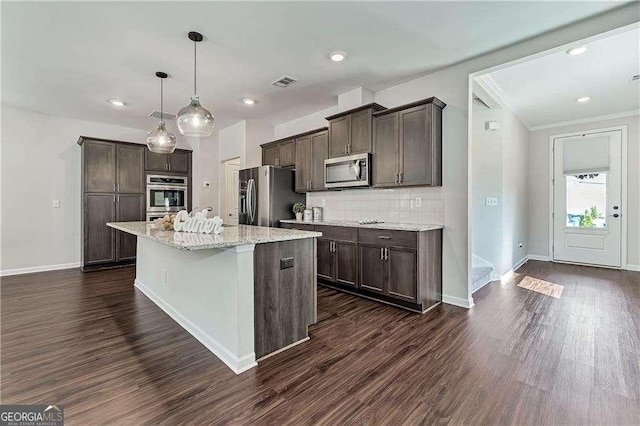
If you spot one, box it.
[324,153,371,188]
[146,174,188,213]
[238,166,305,227]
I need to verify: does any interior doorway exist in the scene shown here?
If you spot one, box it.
[221,157,240,225]
[551,128,626,268]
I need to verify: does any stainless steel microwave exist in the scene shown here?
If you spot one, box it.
[324,153,371,189]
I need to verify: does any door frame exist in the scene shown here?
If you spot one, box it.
[220,157,241,225]
[548,125,628,268]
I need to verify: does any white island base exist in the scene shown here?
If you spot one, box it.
[108,222,321,375]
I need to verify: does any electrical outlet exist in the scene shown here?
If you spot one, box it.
[485,197,498,206]
[280,257,294,269]
[52,200,60,208]
[321,199,326,207]
[414,197,422,208]
[161,270,168,284]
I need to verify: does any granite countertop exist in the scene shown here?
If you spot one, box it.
[279,219,443,232]
[107,222,322,251]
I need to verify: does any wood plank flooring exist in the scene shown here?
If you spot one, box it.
[1,261,639,424]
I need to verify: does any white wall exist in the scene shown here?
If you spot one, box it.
[273,106,336,139]
[471,101,504,272]
[245,120,274,168]
[528,114,640,268]
[0,106,190,273]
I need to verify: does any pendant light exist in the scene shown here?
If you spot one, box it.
[176,31,215,137]
[147,72,177,154]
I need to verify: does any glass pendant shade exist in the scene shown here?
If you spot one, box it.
[176,95,215,137]
[146,122,177,154]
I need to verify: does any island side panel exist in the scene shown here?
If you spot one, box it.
[253,238,315,359]
[134,237,257,374]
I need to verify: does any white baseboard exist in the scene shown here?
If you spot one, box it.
[134,279,257,375]
[528,254,550,262]
[0,262,81,277]
[626,264,640,272]
[442,294,475,309]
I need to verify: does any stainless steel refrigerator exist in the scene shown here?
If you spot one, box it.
[238,166,305,227]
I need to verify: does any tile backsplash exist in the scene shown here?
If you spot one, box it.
[306,187,444,224]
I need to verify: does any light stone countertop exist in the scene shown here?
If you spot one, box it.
[107,222,322,251]
[280,219,444,232]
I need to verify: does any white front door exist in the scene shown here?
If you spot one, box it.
[553,130,622,267]
[224,160,240,225]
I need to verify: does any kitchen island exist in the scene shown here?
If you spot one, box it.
[107,222,321,374]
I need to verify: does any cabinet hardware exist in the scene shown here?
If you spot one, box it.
[168,163,171,171]
[399,173,403,183]
[384,248,389,260]
[378,236,391,239]
[380,247,384,260]
[117,183,120,192]
[116,195,120,203]
[395,173,399,184]
[113,183,116,192]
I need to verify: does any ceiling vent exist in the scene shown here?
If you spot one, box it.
[149,110,176,121]
[272,75,298,88]
[631,74,640,82]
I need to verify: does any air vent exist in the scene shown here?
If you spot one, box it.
[631,74,640,82]
[272,75,298,88]
[149,110,176,121]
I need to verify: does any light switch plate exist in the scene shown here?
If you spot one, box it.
[52,200,60,208]
[485,197,498,206]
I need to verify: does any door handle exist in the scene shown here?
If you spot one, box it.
[609,213,620,218]
[378,236,391,240]
[613,205,619,210]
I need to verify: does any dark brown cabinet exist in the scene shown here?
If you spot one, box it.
[115,194,144,261]
[79,136,191,271]
[261,138,295,167]
[326,103,386,158]
[294,129,328,192]
[145,149,191,173]
[281,221,442,313]
[372,98,445,188]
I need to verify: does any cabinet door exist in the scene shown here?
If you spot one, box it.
[279,140,296,167]
[328,115,350,158]
[168,151,189,173]
[295,136,312,192]
[262,144,279,166]
[358,244,385,293]
[387,247,418,302]
[317,238,334,282]
[373,113,399,187]
[145,150,167,172]
[116,194,144,261]
[350,109,372,154]
[84,141,116,193]
[117,145,144,193]
[335,241,357,288]
[84,194,115,265]
[311,130,328,190]
[399,105,429,186]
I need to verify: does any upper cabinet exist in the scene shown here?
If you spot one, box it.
[294,128,328,192]
[326,103,386,158]
[145,150,192,173]
[261,138,295,167]
[372,97,445,188]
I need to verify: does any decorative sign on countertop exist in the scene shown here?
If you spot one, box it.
[174,210,224,234]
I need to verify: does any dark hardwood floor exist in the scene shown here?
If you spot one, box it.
[1,261,639,424]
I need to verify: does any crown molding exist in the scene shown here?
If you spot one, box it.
[529,110,640,131]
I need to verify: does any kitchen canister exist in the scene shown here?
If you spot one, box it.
[303,209,313,222]
[312,207,323,221]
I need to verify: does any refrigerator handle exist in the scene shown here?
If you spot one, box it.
[247,178,256,224]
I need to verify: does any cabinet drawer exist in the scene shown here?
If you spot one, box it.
[281,222,315,232]
[314,225,357,242]
[358,228,417,248]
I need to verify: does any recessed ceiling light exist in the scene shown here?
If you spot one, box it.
[577,96,591,103]
[109,99,126,107]
[328,51,347,62]
[241,98,255,105]
[566,45,588,56]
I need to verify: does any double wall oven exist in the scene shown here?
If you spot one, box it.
[146,175,188,221]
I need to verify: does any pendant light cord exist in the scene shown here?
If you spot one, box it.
[193,40,197,96]
[160,77,164,124]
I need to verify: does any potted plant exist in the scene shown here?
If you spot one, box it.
[292,203,305,221]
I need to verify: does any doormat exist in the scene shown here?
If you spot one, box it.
[517,276,564,298]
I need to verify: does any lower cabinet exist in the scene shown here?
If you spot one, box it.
[280,222,442,312]
[115,194,144,262]
[84,194,116,266]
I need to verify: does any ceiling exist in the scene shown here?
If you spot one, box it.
[483,27,640,129]
[1,1,629,133]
